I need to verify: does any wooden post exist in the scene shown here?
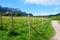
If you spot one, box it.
[11,12,14,32]
[42,16,43,28]
[0,12,2,29]
[28,13,31,40]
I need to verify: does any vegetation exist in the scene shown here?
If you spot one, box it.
[48,13,60,20]
[0,16,55,40]
[58,20,60,24]
[48,16,60,20]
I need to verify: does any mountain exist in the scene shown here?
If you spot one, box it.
[49,13,60,16]
[54,13,60,16]
[0,5,33,16]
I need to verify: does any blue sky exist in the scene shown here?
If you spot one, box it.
[0,0,60,16]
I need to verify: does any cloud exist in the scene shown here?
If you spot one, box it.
[25,0,60,5]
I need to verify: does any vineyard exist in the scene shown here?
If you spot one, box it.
[0,16,55,40]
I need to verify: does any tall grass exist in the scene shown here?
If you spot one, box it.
[0,16,55,40]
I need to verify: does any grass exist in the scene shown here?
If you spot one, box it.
[0,16,55,40]
[58,20,60,24]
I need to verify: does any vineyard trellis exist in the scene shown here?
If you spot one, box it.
[28,13,49,39]
[0,12,49,40]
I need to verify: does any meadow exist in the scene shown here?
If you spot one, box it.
[0,16,55,40]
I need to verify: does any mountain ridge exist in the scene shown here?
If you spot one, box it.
[0,5,33,16]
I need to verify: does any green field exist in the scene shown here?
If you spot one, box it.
[0,16,55,40]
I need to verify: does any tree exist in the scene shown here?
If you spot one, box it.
[14,12,20,16]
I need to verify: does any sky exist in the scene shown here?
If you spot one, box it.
[0,0,60,16]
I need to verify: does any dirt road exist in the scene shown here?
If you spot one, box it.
[51,21,60,40]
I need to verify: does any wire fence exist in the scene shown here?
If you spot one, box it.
[0,12,49,40]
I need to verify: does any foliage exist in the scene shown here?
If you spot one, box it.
[48,16,60,20]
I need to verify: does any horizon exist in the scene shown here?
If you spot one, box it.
[0,0,60,16]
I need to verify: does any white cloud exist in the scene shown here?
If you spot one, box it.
[25,0,60,5]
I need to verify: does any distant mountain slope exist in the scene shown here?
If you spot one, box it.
[54,13,60,16]
[49,13,60,16]
[0,5,33,16]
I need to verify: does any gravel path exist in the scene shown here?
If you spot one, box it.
[51,21,60,40]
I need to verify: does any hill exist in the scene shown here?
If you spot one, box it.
[49,13,60,16]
